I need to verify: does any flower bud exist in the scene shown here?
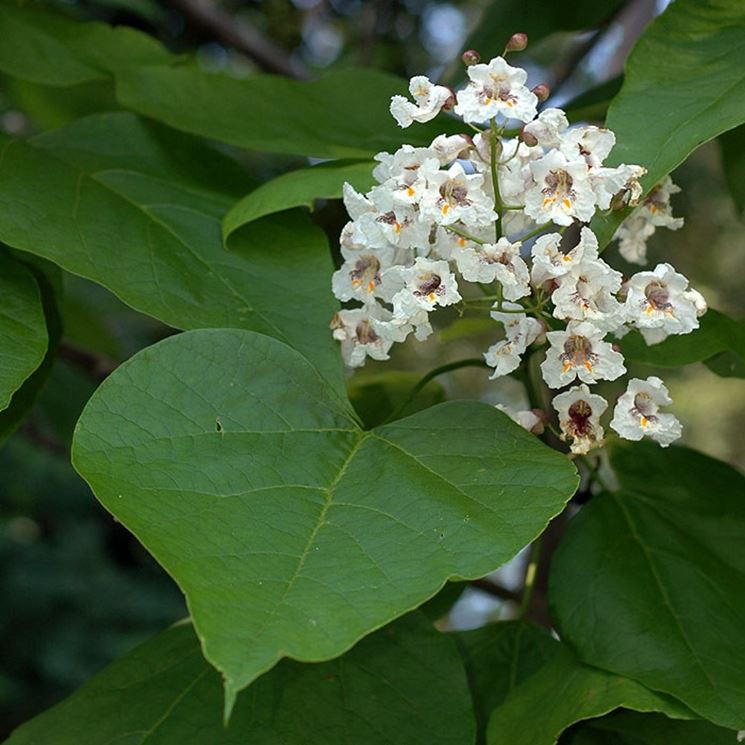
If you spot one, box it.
[461,49,481,66]
[505,33,528,52]
[520,127,538,147]
[531,84,550,102]
[529,409,548,435]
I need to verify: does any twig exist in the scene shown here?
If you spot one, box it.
[57,340,118,382]
[470,578,521,603]
[162,0,309,79]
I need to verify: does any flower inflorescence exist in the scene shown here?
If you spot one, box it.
[330,47,702,454]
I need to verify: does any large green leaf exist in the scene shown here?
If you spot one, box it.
[223,160,375,245]
[5,613,476,744]
[0,112,343,392]
[571,710,736,745]
[0,2,172,87]
[0,252,47,410]
[486,643,693,745]
[453,621,560,744]
[550,441,745,730]
[72,328,579,712]
[593,0,745,246]
[621,309,745,374]
[116,64,461,159]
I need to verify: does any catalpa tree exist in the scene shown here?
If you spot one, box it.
[1,1,745,743]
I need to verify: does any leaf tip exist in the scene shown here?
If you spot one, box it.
[222,680,238,727]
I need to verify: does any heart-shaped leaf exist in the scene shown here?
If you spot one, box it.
[550,441,745,729]
[5,613,477,745]
[0,253,47,411]
[72,328,578,712]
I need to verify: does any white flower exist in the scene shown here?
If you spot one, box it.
[454,238,530,300]
[541,321,626,389]
[495,404,544,433]
[610,376,682,447]
[623,263,706,337]
[525,150,596,226]
[522,108,568,148]
[390,75,453,128]
[613,176,683,265]
[372,145,440,205]
[343,182,375,220]
[331,242,395,303]
[530,229,596,287]
[454,56,538,124]
[590,163,646,211]
[560,125,615,168]
[429,134,472,164]
[330,304,404,367]
[549,228,624,331]
[420,162,497,227]
[384,257,461,326]
[552,384,608,454]
[484,304,543,378]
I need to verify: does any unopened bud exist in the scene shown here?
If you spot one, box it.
[520,127,538,147]
[441,89,456,112]
[505,33,528,53]
[531,84,550,102]
[461,49,481,66]
[530,409,548,435]
[610,190,630,211]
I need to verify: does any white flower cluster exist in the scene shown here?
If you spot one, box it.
[330,50,706,455]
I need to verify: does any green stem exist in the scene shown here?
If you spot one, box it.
[518,538,542,618]
[444,224,486,245]
[517,221,554,242]
[489,118,503,241]
[382,358,488,424]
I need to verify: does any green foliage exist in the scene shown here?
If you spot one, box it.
[0,253,47,410]
[570,710,736,745]
[454,621,560,743]
[0,2,171,87]
[0,112,343,392]
[72,328,578,711]
[621,309,745,375]
[593,0,745,246]
[223,160,376,244]
[0,258,61,445]
[116,65,459,159]
[1,0,745,740]
[5,612,476,745]
[550,441,745,729]
[486,642,693,745]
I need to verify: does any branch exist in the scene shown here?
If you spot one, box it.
[470,578,521,603]
[58,340,118,382]
[162,0,309,79]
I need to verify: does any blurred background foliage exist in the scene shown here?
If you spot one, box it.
[1,0,743,736]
